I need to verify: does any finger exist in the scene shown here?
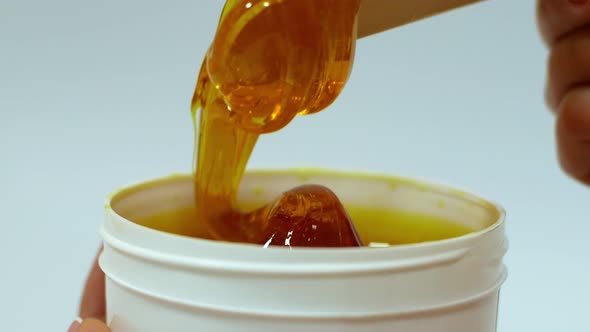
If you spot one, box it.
[79,318,111,332]
[67,319,82,332]
[546,25,590,110]
[537,0,590,46]
[79,245,106,321]
[556,87,590,185]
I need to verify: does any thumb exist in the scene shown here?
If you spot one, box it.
[67,318,111,332]
[80,245,106,321]
[556,87,590,185]
[80,318,111,332]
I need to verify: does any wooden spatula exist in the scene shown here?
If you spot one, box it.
[358,0,484,38]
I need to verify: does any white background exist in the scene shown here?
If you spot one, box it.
[2,0,589,331]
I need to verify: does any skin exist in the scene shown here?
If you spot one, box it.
[67,1,590,330]
[69,248,108,332]
[538,0,590,185]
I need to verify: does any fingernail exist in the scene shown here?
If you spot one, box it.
[67,318,82,332]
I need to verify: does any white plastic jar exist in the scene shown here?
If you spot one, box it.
[100,170,507,332]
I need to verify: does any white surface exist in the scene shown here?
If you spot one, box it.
[1,0,588,331]
[101,172,506,332]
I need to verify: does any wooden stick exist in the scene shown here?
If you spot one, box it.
[357,0,485,38]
